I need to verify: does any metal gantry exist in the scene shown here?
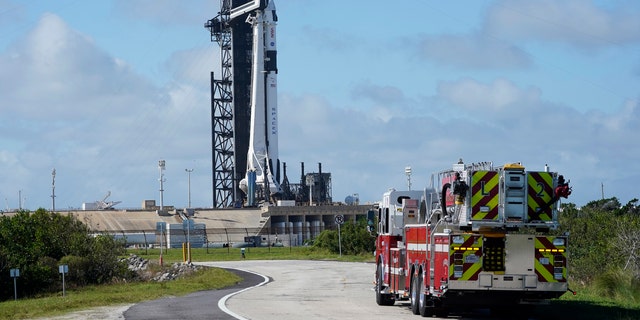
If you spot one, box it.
[205,0,235,208]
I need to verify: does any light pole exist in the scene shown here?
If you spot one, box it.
[158,160,166,211]
[51,168,56,212]
[185,168,194,208]
[306,175,314,206]
[405,166,412,191]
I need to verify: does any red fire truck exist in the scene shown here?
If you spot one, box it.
[374,161,573,317]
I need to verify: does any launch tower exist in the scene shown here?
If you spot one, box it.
[205,0,281,208]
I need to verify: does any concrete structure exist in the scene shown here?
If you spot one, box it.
[262,204,370,246]
[29,204,372,247]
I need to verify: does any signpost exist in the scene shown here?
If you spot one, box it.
[335,214,344,257]
[156,222,166,265]
[59,265,69,297]
[10,268,19,300]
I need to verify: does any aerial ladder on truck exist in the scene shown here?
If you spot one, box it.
[374,160,573,317]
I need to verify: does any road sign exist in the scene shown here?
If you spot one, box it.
[59,265,68,297]
[10,268,19,300]
[335,215,344,257]
[59,265,68,274]
[182,219,195,229]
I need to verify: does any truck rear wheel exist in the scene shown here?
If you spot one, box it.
[375,263,394,306]
[410,273,420,314]
[417,272,433,317]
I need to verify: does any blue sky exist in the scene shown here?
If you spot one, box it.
[0,0,639,210]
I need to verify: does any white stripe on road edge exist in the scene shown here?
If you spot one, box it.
[218,268,270,320]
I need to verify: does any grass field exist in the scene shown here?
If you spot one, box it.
[130,245,374,263]
[1,246,638,319]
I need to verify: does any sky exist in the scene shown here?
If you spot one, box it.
[0,0,639,211]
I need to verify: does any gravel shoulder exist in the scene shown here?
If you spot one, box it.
[31,304,133,320]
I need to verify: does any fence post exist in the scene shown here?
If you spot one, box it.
[205,228,209,254]
[142,230,148,255]
[224,228,230,254]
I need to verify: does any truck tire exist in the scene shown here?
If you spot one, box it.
[375,263,394,306]
[417,272,433,317]
[410,273,420,315]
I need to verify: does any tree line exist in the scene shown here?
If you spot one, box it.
[556,197,640,285]
[0,209,129,301]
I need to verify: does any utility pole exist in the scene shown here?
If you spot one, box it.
[51,168,56,212]
[185,168,194,208]
[158,160,166,211]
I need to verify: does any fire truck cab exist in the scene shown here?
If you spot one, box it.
[374,161,572,317]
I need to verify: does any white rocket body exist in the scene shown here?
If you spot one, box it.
[239,0,282,197]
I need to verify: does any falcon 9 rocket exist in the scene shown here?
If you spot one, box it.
[237,0,282,203]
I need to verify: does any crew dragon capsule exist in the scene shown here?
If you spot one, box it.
[237,0,283,200]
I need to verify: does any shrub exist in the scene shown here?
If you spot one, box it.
[594,268,640,303]
[313,218,375,255]
[0,209,127,300]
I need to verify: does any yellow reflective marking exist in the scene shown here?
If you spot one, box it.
[471,171,499,220]
[527,172,553,221]
[535,260,555,282]
[534,236,567,283]
[461,258,482,280]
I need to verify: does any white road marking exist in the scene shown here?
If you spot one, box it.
[218,268,270,320]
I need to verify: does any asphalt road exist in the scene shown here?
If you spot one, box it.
[197,260,419,320]
[43,260,525,320]
[123,268,264,320]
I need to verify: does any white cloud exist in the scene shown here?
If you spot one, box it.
[437,78,541,113]
[0,13,161,120]
[349,83,414,122]
[2,2,639,210]
[585,98,640,149]
[279,77,640,206]
[485,0,640,48]
[0,13,212,209]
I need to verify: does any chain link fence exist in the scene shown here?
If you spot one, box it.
[101,225,339,251]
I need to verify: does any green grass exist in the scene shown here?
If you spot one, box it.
[535,284,640,320]
[131,245,376,263]
[0,266,241,320]
[528,267,640,320]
